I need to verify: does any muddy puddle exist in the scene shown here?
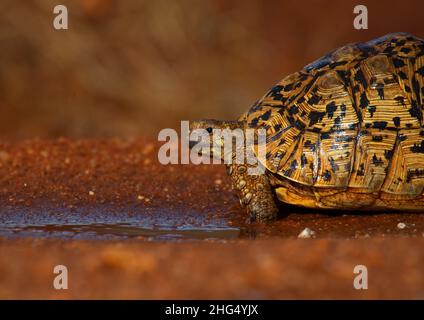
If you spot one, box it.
[0,207,240,241]
[1,223,240,241]
[2,205,424,241]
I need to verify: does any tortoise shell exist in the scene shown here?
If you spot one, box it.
[246,32,424,206]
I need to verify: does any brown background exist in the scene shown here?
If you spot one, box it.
[1,0,424,138]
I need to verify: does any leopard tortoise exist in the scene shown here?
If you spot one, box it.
[190,33,424,222]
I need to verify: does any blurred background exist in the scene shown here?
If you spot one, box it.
[0,0,423,138]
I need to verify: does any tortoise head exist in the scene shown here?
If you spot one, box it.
[189,119,243,161]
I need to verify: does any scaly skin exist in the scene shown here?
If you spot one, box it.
[189,119,280,221]
[226,162,278,222]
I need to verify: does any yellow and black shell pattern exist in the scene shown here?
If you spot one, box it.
[247,33,424,196]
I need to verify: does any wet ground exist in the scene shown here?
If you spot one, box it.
[1,138,424,298]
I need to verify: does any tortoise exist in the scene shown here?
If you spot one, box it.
[189,32,424,222]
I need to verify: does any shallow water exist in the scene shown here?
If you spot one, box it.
[0,207,240,241]
[2,204,424,241]
[1,223,240,240]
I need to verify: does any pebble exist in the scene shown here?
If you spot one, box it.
[214,179,222,185]
[138,195,151,202]
[88,191,95,196]
[298,227,316,239]
[397,222,406,229]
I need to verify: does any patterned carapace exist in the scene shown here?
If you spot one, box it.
[247,33,424,208]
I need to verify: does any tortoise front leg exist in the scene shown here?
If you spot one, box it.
[226,164,279,222]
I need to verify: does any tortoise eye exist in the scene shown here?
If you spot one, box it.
[206,127,213,133]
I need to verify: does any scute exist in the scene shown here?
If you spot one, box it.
[382,129,424,196]
[349,129,397,192]
[279,130,318,185]
[247,32,424,192]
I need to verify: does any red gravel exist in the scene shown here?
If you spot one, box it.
[0,138,423,298]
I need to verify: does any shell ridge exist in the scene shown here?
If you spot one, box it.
[246,32,424,194]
